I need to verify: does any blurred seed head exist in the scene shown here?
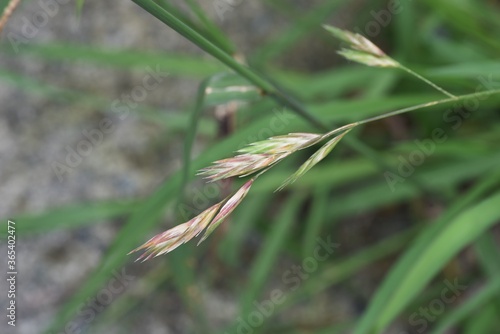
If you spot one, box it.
[323,25,400,68]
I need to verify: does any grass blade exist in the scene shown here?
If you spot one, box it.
[0,201,136,237]
[354,174,500,333]
[431,279,500,334]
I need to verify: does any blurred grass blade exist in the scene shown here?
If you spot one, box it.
[130,0,273,91]
[245,223,420,331]
[178,77,213,207]
[355,178,500,333]
[0,69,217,135]
[169,246,211,334]
[252,0,345,64]
[239,192,306,316]
[1,201,136,237]
[130,0,327,131]
[76,0,84,16]
[302,187,329,257]
[431,279,500,334]
[183,0,235,54]
[203,72,260,106]
[0,42,223,77]
[474,233,500,278]
[464,304,498,334]
[219,194,272,266]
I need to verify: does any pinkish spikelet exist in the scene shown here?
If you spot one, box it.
[198,153,285,181]
[276,130,352,192]
[198,133,326,182]
[323,25,399,68]
[198,178,254,245]
[237,133,322,155]
[129,202,222,261]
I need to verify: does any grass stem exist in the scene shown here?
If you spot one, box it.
[399,65,457,99]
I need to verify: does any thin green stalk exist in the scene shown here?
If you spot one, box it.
[357,88,500,126]
[183,0,236,54]
[431,279,500,334]
[399,64,457,98]
[177,77,212,210]
[131,0,273,90]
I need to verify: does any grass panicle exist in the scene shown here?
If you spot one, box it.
[128,25,500,264]
[131,126,355,260]
[324,25,456,98]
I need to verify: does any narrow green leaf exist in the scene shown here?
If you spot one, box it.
[474,233,500,278]
[302,187,329,257]
[253,0,345,64]
[238,192,306,315]
[1,201,136,237]
[183,0,235,54]
[218,194,272,266]
[355,183,500,333]
[464,304,498,334]
[0,42,223,77]
[431,279,500,334]
[130,0,273,92]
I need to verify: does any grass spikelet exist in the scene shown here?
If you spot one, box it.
[198,153,287,181]
[323,25,399,68]
[276,129,352,192]
[129,202,222,261]
[197,178,254,244]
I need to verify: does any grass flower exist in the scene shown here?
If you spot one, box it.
[197,178,254,244]
[129,202,222,261]
[323,25,399,68]
[323,25,456,98]
[130,179,254,261]
[277,130,352,191]
[237,133,323,154]
[198,153,287,181]
[131,127,355,260]
[198,132,324,181]
[130,26,420,260]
